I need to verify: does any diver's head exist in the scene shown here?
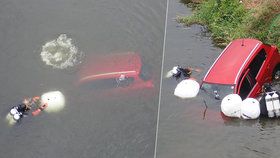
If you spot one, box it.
[23,98,32,108]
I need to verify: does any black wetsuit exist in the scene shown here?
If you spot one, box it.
[15,103,30,116]
[173,67,191,80]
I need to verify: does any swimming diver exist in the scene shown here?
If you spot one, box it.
[171,65,201,80]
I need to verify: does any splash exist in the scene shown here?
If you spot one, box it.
[41,34,84,69]
[165,70,173,78]
[5,113,17,126]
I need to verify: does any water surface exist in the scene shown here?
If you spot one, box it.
[0,0,166,157]
[156,1,280,158]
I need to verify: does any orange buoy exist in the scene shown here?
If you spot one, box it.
[32,104,48,116]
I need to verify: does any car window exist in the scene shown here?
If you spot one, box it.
[117,77,134,87]
[238,49,266,99]
[239,73,255,99]
[248,49,267,79]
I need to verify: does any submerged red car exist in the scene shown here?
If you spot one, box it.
[77,52,154,97]
[201,39,280,99]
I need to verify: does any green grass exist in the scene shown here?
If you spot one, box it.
[178,0,280,48]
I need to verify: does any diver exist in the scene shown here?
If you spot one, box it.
[171,65,202,80]
[171,65,192,80]
[259,83,280,118]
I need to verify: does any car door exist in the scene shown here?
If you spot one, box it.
[248,49,267,97]
[237,69,256,99]
[253,49,268,83]
[237,49,267,98]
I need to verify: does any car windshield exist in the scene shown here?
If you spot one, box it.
[201,83,235,100]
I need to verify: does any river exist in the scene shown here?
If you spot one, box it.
[0,0,166,158]
[2,0,279,158]
[156,0,280,158]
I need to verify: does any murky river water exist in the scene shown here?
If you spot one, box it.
[156,1,280,158]
[0,0,166,158]
[2,0,280,158]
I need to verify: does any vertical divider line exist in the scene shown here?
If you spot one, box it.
[153,0,169,157]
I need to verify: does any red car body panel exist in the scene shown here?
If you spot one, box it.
[79,52,142,82]
[202,38,280,98]
[204,39,261,85]
[78,52,154,97]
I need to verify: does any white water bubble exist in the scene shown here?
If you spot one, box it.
[41,34,84,69]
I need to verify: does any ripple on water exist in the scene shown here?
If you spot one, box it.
[40,34,84,69]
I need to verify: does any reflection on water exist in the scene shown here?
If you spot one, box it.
[41,34,84,69]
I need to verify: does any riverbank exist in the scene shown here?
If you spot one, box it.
[177,0,280,48]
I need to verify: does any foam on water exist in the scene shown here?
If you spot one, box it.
[5,113,17,126]
[41,34,84,69]
[165,70,173,78]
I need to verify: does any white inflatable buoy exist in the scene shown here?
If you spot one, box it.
[221,94,242,118]
[240,98,260,119]
[174,79,200,99]
[41,91,65,113]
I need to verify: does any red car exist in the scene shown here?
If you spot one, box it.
[77,52,154,97]
[201,39,280,100]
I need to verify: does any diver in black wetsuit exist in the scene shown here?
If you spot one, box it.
[16,103,31,115]
[172,65,192,80]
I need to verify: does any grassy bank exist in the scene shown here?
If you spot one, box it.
[177,0,280,48]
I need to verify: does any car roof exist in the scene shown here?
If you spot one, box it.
[203,39,262,85]
[79,52,141,83]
